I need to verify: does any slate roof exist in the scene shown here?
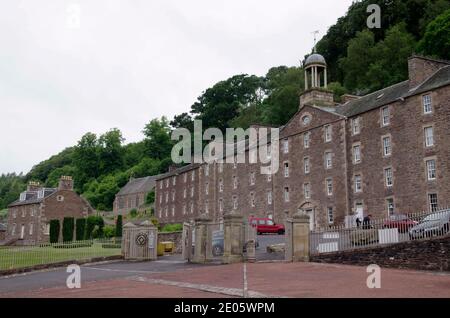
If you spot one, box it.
[116,176,161,196]
[0,224,6,231]
[336,64,450,118]
[8,188,57,207]
[155,163,202,180]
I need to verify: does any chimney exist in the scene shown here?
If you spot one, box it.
[27,181,41,192]
[58,176,74,191]
[408,55,449,89]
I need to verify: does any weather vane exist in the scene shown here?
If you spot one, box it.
[312,30,320,53]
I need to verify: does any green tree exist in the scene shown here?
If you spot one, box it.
[419,9,450,59]
[75,218,86,241]
[49,219,60,243]
[98,128,125,175]
[73,133,100,189]
[62,217,75,242]
[145,190,155,205]
[142,117,173,160]
[115,215,123,237]
[85,215,104,239]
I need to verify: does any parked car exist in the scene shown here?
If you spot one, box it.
[249,217,285,235]
[383,214,418,233]
[409,210,450,239]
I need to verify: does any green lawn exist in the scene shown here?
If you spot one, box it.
[0,242,121,271]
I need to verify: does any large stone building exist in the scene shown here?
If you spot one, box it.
[6,176,94,245]
[113,176,161,215]
[155,54,450,230]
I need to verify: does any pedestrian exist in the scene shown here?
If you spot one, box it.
[362,214,372,229]
[356,217,362,228]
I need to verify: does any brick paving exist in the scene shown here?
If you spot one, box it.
[1,261,449,298]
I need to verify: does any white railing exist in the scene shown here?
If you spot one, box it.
[0,238,122,271]
[310,208,450,255]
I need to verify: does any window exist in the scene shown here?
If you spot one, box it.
[172,191,176,201]
[354,175,362,193]
[44,223,49,235]
[284,162,289,177]
[326,179,333,196]
[159,209,162,218]
[218,163,223,173]
[327,207,334,224]
[20,224,25,239]
[233,176,238,189]
[303,132,310,149]
[22,209,26,217]
[183,205,187,215]
[183,174,187,183]
[304,183,311,199]
[172,176,176,186]
[325,152,332,169]
[183,188,186,198]
[190,187,194,197]
[282,139,289,154]
[250,172,256,185]
[426,159,436,181]
[165,206,168,217]
[424,127,434,147]
[304,157,310,174]
[204,165,209,176]
[267,191,272,205]
[232,196,238,210]
[191,170,195,181]
[352,117,360,135]
[387,198,395,216]
[205,183,209,195]
[385,167,393,187]
[219,199,224,212]
[382,136,391,156]
[381,107,390,126]
[159,195,162,203]
[353,145,361,164]
[13,210,16,218]
[325,125,332,142]
[219,179,224,192]
[205,201,209,214]
[11,224,16,235]
[165,193,169,203]
[166,179,169,188]
[250,193,255,207]
[37,189,44,199]
[423,95,432,114]
[428,193,438,212]
[302,115,311,126]
[159,182,163,189]
[30,207,35,217]
[29,223,34,236]
[57,195,64,202]
[172,206,175,216]
[284,187,290,202]
[190,202,194,214]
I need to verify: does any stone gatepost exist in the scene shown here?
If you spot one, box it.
[288,212,310,262]
[122,221,158,261]
[192,214,212,264]
[223,213,244,264]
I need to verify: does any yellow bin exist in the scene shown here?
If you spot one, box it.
[161,241,174,253]
[157,242,165,256]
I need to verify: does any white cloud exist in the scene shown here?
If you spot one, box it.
[0,0,353,174]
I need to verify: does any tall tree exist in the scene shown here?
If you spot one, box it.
[98,128,125,175]
[418,9,450,60]
[142,117,173,160]
[73,132,100,189]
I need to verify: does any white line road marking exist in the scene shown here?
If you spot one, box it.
[83,267,164,274]
[243,263,248,298]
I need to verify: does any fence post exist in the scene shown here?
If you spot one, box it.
[222,213,244,264]
[290,212,310,262]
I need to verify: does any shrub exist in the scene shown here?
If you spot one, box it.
[103,225,115,238]
[102,243,121,249]
[150,217,159,228]
[115,215,123,237]
[49,219,60,243]
[53,241,93,249]
[129,209,137,218]
[62,217,75,242]
[85,215,105,239]
[161,223,183,233]
[75,218,86,241]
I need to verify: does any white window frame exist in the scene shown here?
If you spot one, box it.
[381,106,390,126]
[325,152,332,169]
[426,159,436,181]
[352,117,360,135]
[219,199,224,212]
[304,132,310,149]
[267,191,272,205]
[353,145,361,164]
[304,183,311,200]
[385,167,393,187]
[324,125,332,142]
[183,188,187,198]
[284,162,289,178]
[428,193,438,212]
[191,170,195,181]
[326,179,333,196]
[190,186,194,198]
[233,196,238,210]
[250,193,255,207]
[387,198,395,216]
[219,179,224,192]
[424,126,434,147]
[284,187,290,202]
[204,165,209,176]
[423,94,432,114]
[354,175,362,193]
[283,139,289,154]
[383,136,391,157]
[327,207,334,224]
[29,223,33,236]
[304,157,310,174]
[205,183,209,195]
[233,176,238,189]
[172,176,176,186]
[250,172,256,185]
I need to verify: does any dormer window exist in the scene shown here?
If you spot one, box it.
[37,189,45,199]
[19,192,26,202]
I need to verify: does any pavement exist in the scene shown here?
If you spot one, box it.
[1,253,449,298]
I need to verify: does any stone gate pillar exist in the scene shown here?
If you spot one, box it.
[121,221,158,260]
[192,214,212,264]
[223,213,244,264]
[290,212,310,262]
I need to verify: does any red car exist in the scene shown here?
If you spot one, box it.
[383,214,418,233]
[249,217,285,235]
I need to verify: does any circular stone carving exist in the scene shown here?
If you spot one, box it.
[135,232,148,246]
[302,115,311,126]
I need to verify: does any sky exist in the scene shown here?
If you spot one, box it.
[0,0,354,175]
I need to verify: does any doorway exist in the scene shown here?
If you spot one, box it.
[305,209,315,231]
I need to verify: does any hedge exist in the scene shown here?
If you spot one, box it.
[62,217,75,242]
[49,219,60,243]
[85,215,105,239]
[76,218,86,241]
[115,215,123,238]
